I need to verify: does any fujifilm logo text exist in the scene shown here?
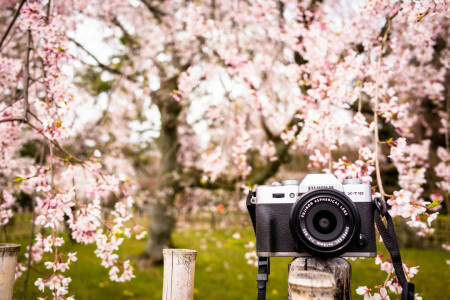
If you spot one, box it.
[308,186,334,191]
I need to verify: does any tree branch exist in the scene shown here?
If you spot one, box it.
[23,29,31,121]
[111,16,167,77]
[0,0,26,51]
[251,112,302,184]
[181,167,237,191]
[111,17,139,49]
[374,16,394,202]
[69,37,138,83]
[140,0,165,24]
[69,38,121,74]
[250,132,301,185]
[0,118,25,124]
[260,110,300,143]
[184,113,302,190]
[21,195,36,300]
[0,117,85,163]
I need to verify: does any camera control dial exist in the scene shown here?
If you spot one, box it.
[282,180,300,186]
[343,178,362,184]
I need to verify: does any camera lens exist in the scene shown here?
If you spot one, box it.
[314,211,335,234]
[289,189,360,257]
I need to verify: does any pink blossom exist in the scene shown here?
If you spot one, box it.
[403,263,419,278]
[232,232,241,239]
[356,286,371,297]
[67,252,77,263]
[44,261,56,272]
[34,278,45,292]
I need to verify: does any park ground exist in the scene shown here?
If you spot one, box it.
[9,214,450,299]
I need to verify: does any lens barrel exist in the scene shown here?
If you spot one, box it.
[289,189,360,257]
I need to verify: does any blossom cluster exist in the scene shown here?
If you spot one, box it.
[244,241,258,268]
[435,147,450,194]
[388,139,438,236]
[201,147,228,182]
[231,117,253,179]
[0,2,145,299]
[19,153,143,298]
[332,147,376,184]
[356,254,420,300]
[20,3,75,140]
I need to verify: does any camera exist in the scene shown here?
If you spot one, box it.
[249,174,376,258]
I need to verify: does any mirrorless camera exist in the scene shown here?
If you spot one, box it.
[249,174,376,258]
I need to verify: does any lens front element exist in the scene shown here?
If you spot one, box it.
[290,189,360,257]
[312,208,338,235]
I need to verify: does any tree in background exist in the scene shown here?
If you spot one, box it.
[0,0,448,299]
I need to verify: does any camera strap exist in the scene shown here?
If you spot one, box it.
[246,191,270,300]
[257,257,270,300]
[374,197,415,300]
[246,190,257,231]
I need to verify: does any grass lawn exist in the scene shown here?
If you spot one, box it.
[11,226,450,299]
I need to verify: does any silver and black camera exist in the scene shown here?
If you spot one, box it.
[248,174,376,258]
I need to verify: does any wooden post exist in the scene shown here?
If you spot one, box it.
[162,249,197,300]
[289,270,335,300]
[288,257,351,300]
[0,243,20,300]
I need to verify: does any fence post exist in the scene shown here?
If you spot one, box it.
[288,257,351,300]
[289,270,335,300]
[0,243,20,300]
[162,249,197,300]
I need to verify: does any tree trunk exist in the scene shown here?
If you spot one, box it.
[144,77,181,263]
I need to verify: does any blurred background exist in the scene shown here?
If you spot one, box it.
[0,0,449,299]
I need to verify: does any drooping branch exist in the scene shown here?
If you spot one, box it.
[21,195,36,300]
[182,169,237,191]
[0,0,26,51]
[69,38,127,77]
[184,138,299,190]
[109,16,167,78]
[374,15,395,202]
[0,118,25,124]
[0,117,85,163]
[251,113,302,185]
[260,110,300,143]
[141,0,165,24]
[184,113,302,190]
[70,33,166,83]
[111,17,140,51]
[23,30,31,121]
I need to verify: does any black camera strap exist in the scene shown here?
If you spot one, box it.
[257,257,270,300]
[246,191,270,300]
[246,190,257,231]
[374,197,415,300]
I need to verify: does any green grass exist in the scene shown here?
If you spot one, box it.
[11,226,450,299]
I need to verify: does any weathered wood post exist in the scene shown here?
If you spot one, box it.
[288,257,351,300]
[0,244,20,300]
[162,249,197,300]
[289,270,335,300]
